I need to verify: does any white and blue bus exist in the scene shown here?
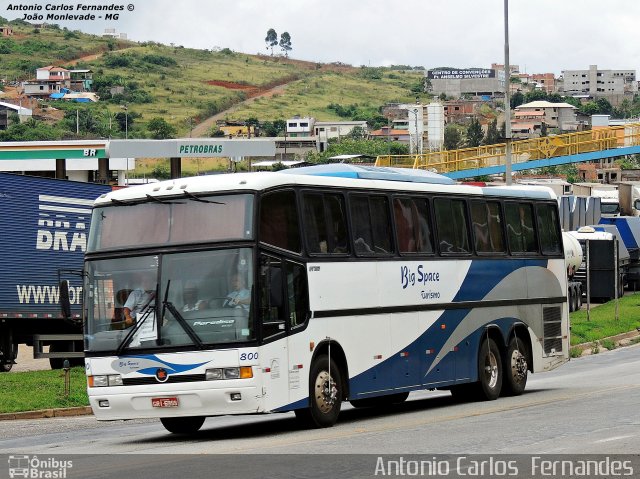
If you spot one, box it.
[75,165,569,433]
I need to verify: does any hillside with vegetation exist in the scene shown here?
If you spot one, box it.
[0,18,427,147]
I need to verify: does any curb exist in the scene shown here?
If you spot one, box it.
[572,329,640,356]
[0,406,93,421]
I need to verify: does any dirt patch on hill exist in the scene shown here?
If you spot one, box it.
[204,76,297,100]
[205,80,262,98]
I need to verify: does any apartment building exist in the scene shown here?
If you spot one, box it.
[560,65,637,105]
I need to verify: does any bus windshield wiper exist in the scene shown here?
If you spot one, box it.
[116,286,158,355]
[161,280,204,349]
[182,190,225,204]
[145,194,184,204]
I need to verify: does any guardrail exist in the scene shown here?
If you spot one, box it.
[375,123,640,174]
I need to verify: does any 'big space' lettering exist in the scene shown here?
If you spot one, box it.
[400,265,440,289]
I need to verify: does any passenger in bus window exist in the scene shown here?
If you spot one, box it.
[123,271,156,327]
[223,273,250,310]
[182,282,208,312]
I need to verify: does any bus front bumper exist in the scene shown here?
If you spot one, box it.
[89,384,263,420]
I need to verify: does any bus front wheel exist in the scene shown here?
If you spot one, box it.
[160,416,205,434]
[295,354,342,428]
[473,337,502,400]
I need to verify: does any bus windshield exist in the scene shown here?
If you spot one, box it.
[85,248,254,353]
[88,193,254,252]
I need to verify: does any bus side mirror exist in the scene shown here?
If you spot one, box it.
[59,280,72,319]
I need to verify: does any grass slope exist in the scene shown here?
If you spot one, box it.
[0,22,425,138]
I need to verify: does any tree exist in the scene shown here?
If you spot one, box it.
[483,119,500,145]
[265,29,278,56]
[444,125,462,150]
[540,122,548,137]
[209,126,225,137]
[347,126,366,140]
[305,138,408,164]
[595,97,613,115]
[147,117,176,139]
[279,32,292,57]
[261,119,286,137]
[524,89,548,103]
[510,91,525,109]
[466,118,483,147]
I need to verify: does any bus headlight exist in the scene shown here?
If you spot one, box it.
[88,375,123,387]
[205,367,253,381]
[205,368,223,380]
[224,368,240,379]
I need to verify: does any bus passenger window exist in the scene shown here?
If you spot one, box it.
[260,191,301,253]
[325,195,349,254]
[536,204,562,254]
[506,203,537,253]
[302,193,348,255]
[303,194,327,254]
[394,197,434,254]
[350,194,392,256]
[434,198,470,254]
[471,201,505,254]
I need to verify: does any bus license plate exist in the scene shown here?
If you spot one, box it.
[152,397,179,408]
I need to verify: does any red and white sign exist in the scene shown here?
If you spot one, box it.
[151,397,179,408]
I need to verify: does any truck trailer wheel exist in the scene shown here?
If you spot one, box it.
[0,334,17,372]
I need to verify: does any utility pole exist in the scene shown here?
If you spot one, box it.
[504,0,513,185]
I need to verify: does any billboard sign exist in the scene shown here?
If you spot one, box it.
[428,68,495,80]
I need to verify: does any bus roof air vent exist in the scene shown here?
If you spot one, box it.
[279,164,455,185]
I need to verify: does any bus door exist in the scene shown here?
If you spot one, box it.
[258,254,310,409]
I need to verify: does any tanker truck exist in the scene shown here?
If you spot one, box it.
[562,231,584,312]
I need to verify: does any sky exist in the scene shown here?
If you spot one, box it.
[2,0,640,76]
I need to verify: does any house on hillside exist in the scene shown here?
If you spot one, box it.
[0,101,33,129]
[314,120,368,152]
[368,126,411,146]
[511,101,579,138]
[22,66,70,97]
[22,66,94,98]
[0,26,13,37]
[286,116,314,137]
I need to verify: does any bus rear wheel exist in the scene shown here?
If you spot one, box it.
[502,336,528,396]
[295,354,342,428]
[471,337,502,400]
[160,416,205,434]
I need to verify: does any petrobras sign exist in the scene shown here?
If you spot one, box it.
[428,68,496,80]
[108,139,276,159]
